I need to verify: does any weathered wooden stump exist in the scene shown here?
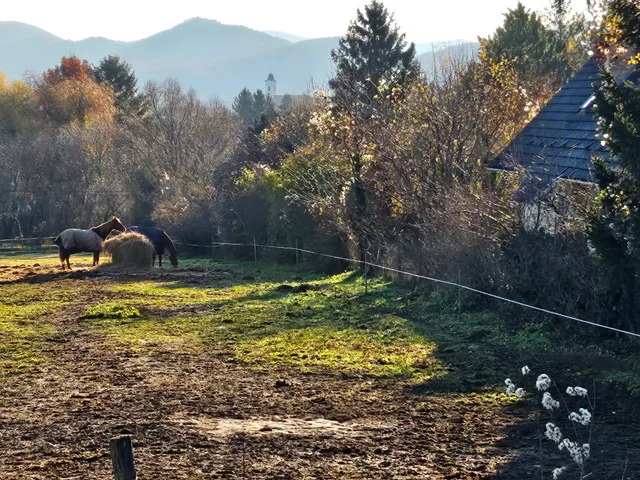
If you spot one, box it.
[110,435,136,480]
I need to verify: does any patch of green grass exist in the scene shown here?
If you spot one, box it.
[83,303,141,319]
[404,287,640,396]
[93,272,445,379]
[1,250,638,399]
[0,284,71,374]
[0,250,93,267]
[93,316,203,352]
[237,325,444,378]
[88,265,640,394]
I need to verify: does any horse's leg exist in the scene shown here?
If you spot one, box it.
[66,255,71,270]
[59,248,65,270]
[93,252,99,266]
[159,254,163,268]
[152,253,156,267]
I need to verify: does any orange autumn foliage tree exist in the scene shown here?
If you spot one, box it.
[36,56,116,127]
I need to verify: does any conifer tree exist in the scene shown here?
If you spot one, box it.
[279,94,292,110]
[94,55,145,117]
[329,0,419,113]
[480,2,572,98]
[232,88,255,126]
[587,0,640,326]
[252,89,267,118]
[263,95,277,121]
[328,0,418,266]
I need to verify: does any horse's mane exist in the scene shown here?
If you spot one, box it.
[91,216,121,229]
[91,216,125,239]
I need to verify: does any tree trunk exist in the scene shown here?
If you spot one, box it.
[351,158,368,271]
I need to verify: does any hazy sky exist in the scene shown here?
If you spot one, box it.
[2,0,585,43]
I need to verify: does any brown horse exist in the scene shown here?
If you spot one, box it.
[128,226,179,267]
[54,217,126,270]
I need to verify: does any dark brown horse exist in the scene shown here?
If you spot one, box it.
[128,226,179,267]
[54,217,126,270]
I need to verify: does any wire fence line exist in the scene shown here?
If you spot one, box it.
[0,236,57,243]
[174,239,640,340]
[1,235,639,339]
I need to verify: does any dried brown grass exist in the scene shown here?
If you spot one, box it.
[103,232,154,269]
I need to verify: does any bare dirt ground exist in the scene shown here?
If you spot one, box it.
[0,261,637,479]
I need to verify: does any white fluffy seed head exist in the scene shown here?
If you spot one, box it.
[552,466,566,479]
[542,392,560,410]
[536,374,551,391]
[574,387,588,397]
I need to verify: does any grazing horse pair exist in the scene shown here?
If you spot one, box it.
[54,217,179,270]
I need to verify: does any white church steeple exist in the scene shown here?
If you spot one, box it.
[265,73,277,97]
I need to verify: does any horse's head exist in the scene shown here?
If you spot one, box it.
[169,252,179,268]
[110,216,126,233]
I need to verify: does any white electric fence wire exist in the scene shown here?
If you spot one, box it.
[2,236,639,339]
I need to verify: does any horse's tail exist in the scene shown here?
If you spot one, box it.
[54,234,62,247]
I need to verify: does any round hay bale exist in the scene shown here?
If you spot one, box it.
[103,232,154,269]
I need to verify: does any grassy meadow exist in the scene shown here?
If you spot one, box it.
[0,249,639,478]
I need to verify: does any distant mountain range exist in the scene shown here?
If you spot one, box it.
[263,30,309,43]
[0,18,480,104]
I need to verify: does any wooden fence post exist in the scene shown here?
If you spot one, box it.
[212,236,215,262]
[110,435,136,480]
[364,251,368,295]
[457,269,461,316]
[253,237,257,266]
[295,238,299,273]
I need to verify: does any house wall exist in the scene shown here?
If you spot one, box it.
[522,180,597,235]
[524,202,560,234]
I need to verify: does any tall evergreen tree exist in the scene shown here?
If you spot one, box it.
[94,55,145,117]
[252,89,267,118]
[279,94,293,110]
[587,0,640,327]
[548,0,572,37]
[328,0,418,267]
[263,95,277,122]
[328,0,419,113]
[232,88,255,126]
[479,2,572,99]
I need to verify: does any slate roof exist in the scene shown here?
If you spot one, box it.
[489,58,639,184]
[265,73,276,82]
